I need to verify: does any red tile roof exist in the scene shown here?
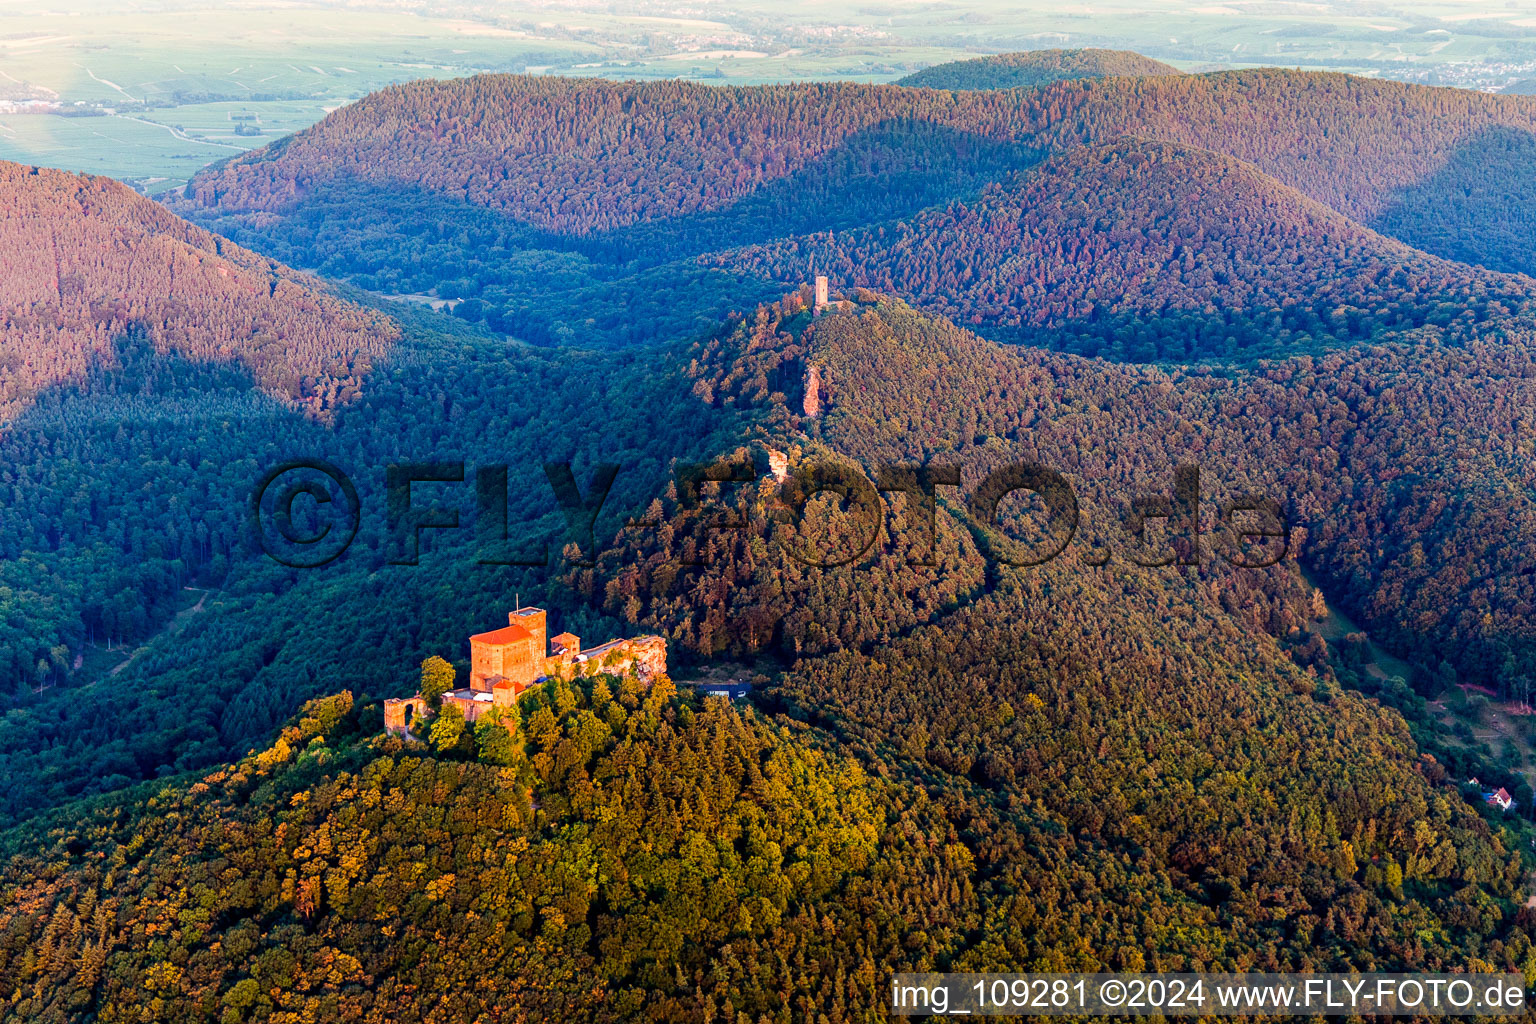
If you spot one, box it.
[470,623,532,645]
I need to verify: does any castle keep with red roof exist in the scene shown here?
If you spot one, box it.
[384,607,666,737]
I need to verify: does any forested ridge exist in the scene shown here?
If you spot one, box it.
[0,281,1532,1019]
[723,139,1536,359]
[0,161,403,706]
[0,162,397,420]
[589,294,1536,707]
[896,48,1183,90]
[0,591,1531,1022]
[180,69,1536,239]
[0,690,976,1022]
[173,69,1536,351]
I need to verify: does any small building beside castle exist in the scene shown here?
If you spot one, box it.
[384,607,667,737]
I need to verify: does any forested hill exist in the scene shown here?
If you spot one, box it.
[594,293,1536,756]
[0,162,398,420]
[4,672,1528,1021]
[896,48,1182,89]
[724,139,1535,360]
[0,275,1534,1016]
[181,69,1536,238]
[3,288,1535,1017]
[0,260,1528,860]
[173,68,1536,350]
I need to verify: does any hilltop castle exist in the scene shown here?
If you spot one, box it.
[384,607,666,737]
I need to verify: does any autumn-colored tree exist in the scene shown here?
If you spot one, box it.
[474,706,519,766]
[419,655,455,709]
[429,703,465,754]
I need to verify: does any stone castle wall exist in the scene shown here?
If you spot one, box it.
[388,611,667,740]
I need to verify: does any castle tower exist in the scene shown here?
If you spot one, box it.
[468,607,547,692]
[509,606,546,651]
[814,275,829,313]
[492,678,519,709]
[550,631,581,658]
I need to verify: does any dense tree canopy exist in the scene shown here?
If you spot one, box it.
[590,294,1536,699]
[174,71,1536,352]
[0,612,1530,1022]
[724,139,1535,359]
[0,162,397,419]
[180,70,1536,240]
[896,48,1182,90]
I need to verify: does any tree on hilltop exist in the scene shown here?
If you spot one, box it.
[420,655,455,709]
